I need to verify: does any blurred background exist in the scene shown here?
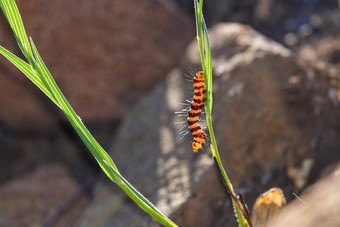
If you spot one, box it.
[0,0,340,226]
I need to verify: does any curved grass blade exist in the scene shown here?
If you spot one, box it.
[0,45,59,107]
[202,18,212,112]
[0,0,33,63]
[0,0,178,225]
[104,160,177,227]
[30,38,119,181]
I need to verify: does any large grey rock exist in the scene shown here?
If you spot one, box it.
[78,23,305,226]
[186,23,309,187]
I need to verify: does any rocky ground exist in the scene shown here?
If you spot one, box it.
[0,0,340,226]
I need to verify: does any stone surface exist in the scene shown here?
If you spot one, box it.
[185,22,309,189]
[251,187,286,226]
[1,2,339,226]
[289,35,340,184]
[268,165,340,227]
[75,182,125,227]
[79,23,306,226]
[0,164,88,226]
[0,63,60,133]
[0,0,193,132]
[0,135,92,184]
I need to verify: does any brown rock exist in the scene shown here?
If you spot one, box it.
[0,135,91,184]
[74,182,125,227]
[0,0,193,132]
[268,167,340,227]
[251,187,286,227]
[186,23,308,187]
[173,23,306,226]
[0,164,88,226]
[0,62,60,133]
[291,35,340,185]
[79,23,305,226]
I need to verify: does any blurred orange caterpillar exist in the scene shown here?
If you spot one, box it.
[188,71,207,152]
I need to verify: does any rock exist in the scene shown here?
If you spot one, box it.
[296,36,340,66]
[0,0,193,132]
[251,187,286,226]
[268,165,340,227]
[0,64,60,134]
[0,135,92,184]
[0,164,88,226]
[77,68,216,226]
[290,35,340,185]
[76,182,157,227]
[79,23,305,226]
[319,161,340,179]
[174,23,307,225]
[287,158,314,190]
[74,182,125,227]
[186,23,309,188]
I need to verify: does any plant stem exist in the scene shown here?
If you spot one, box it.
[194,0,251,226]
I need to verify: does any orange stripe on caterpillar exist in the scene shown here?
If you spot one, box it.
[187,71,207,152]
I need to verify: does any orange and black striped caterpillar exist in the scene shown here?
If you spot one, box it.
[188,71,207,152]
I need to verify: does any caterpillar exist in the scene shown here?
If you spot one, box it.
[188,71,207,152]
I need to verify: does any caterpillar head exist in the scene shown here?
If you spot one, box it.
[192,133,206,152]
[192,141,203,152]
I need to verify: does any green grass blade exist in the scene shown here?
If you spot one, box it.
[0,0,178,225]
[202,18,212,112]
[0,0,33,63]
[194,0,198,36]
[104,161,178,227]
[29,38,119,180]
[194,0,251,226]
[28,19,176,226]
[194,0,206,75]
[0,45,59,107]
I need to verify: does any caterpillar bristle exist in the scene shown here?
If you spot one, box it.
[180,132,190,139]
[175,109,189,114]
[178,122,189,133]
[179,102,190,106]
[174,121,187,125]
[184,73,193,79]
[179,129,189,135]
[175,111,189,115]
